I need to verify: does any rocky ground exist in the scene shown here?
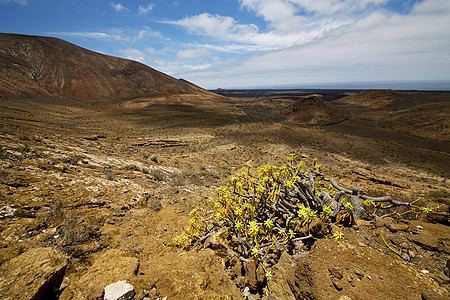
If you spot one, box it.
[0,92,449,299]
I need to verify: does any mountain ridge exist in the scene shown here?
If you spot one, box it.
[0,33,209,99]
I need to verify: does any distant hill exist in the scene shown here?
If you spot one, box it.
[336,89,396,109]
[336,89,450,141]
[336,89,450,110]
[278,96,349,125]
[0,33,209,99]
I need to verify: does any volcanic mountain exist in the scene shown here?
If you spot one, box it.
[278,96,349,125]
[0,33,209,99]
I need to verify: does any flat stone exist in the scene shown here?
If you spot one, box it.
[408,233,440,251]
[387,223,409,232]
[355,218,372,227]
[374,217,393,228]
[104,280,135,300]
[0,247,68,300]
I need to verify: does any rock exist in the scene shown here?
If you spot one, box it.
[433,273,450,284]
[355,218,372,227]
[287,260,318,299]
[309,218,329,238]
[229,260,243,279]
[2,173,29,187]
[243,286,251,298]
[374,217,393,229]
[264,252,296,299]
[425,211,448,225]
[332,279,343,291]
[293,239,304,250]
[0,205,16,219]
[387,222,409,232]
[408,232,440,251]
[329,266,344,279]
[439,240,450,254]
[243,260,265,292]
[445,259,450,277]
[291,252,307,260]
[104,280,135,300]
[204,233,229,258]
[147,196,162,211]
[0,247,68,300]
[83,135,99,141]
[354,267,365,278]
[422,290,448,300]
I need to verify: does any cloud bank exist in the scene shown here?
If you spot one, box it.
[170,0,450,88]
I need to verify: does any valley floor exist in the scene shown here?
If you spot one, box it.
[0,92,448,299]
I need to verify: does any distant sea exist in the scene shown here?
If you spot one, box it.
[247,81,450,91]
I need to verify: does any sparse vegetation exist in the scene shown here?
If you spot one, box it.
[175,155,442,270]
[105,170,115,181]
[42,199,65,226]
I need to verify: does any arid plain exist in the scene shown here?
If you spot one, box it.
[0,34,449,299]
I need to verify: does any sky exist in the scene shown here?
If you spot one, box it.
[1,0,450,89]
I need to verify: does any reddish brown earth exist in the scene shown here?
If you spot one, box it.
[0,33,217,100]
[0,34,449,299]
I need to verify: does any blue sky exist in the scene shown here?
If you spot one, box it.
[1,0,449,89]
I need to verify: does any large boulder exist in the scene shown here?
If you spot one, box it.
[0,247,68,300]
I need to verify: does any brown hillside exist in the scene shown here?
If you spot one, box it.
[383,102,450,141]
[279,96,349,125]
[336,89,396,109]
[0,33,208,99]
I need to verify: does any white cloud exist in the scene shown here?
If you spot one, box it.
[52,31,124,41]
[118,48,146,61]
[0,0,27,4]
[164,12,336,51]
[52,27,163,43]
[165,13,259,42]
[154,54,238,75]
[179,0,450,89]
[110,2,129,13]
[144,47,159,56]
[165,1,394,53]
[175,48,211,59]
[138,3,155,15]
[154,59,213,75]
[238,0,391,34]
[135,27,163,40]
